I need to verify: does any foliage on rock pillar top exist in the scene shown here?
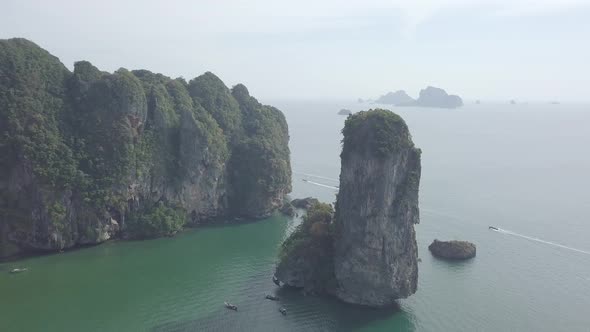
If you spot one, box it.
[279,202,334,260]
[341,108,413,159]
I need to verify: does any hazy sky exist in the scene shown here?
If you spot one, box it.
[2,0,589,101]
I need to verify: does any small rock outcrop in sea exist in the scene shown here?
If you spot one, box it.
[290,197,320,210]
[376,90,415,105]
[338,109,352,115]
[275,109,421,307]
[0,38,292,258]
[280,202,295,217]
[275,202,336,293]
[428,240,476,260]
[413,86,463,108]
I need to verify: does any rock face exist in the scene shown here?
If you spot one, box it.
[414,86,463,108]
[334,109,421,306]
[279,202,295,217]
[428,240,476,260]
[275,202,336,293]
[376,90,415,105]
[338,109,352,115]
[291,197,320,210]
[0,38,291,258]
[275,109,421,307]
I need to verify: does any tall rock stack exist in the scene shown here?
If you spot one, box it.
[334,109,421,306]
[275,109,421,307]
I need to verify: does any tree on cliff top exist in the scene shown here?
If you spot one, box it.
[341,109,413,159]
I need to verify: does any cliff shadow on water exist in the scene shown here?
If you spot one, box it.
[151,260,415,332]
[151,296,415,332]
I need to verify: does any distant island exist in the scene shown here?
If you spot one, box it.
[375,86,463,108]
[375,90,414,105]
[338,109,352,115]
[414,86,463,108]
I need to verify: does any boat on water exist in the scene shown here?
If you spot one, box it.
[265,294,279,301]
[272,275,281,287]
[279,307,287,315]
[224,302,238,311]
[9,268,27,274]
[489,226,498,230]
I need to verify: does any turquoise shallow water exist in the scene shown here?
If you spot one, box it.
[2,101,590,331]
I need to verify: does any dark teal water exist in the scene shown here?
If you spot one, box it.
[2,102,590,331]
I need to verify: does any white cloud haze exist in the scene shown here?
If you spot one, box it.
[2,0,589,101]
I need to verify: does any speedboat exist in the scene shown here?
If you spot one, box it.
[488,226,498,230]
[9,268,27,274]
[265,294,279,301]
[224,302,238,311]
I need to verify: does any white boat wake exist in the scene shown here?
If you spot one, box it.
[301,179,339,190]
[293,171,339,183]
[493,227,590,256]
[296,174,590,256]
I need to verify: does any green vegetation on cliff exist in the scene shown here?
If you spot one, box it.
[341,109,413,159]
[279,202,334,260]
[0,38,77,188]
[188,72,242,139]
[126,203,187,238]
[0,38,291,257]
[276,202,335,292]
[276,109,421,305]
[228,84,292,217]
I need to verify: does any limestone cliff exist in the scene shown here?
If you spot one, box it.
[334,109,421,306]
[0,38,291,258]
[275,109,421,307]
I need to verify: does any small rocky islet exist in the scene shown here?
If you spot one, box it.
[428,239,476,260]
